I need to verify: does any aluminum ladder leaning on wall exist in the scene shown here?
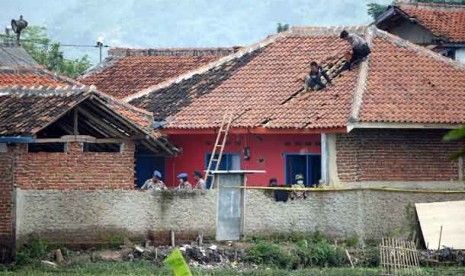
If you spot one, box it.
[205,111,234,189]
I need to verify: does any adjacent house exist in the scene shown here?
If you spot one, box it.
[79,47,238,99]
[375,1,465,62]
[125,25,465,188]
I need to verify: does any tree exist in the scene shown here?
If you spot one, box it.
[367,3,389,20]
[277,23,290,33]
[21,26,91,78]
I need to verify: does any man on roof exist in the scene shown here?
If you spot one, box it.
[339,30,371,72]
[305,61,332,91]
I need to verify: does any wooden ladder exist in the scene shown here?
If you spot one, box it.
[205,111,234,189]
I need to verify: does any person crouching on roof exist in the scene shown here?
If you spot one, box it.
[306,61,332,91]
[176,173,193,190]
[339,30,371,71]
[193,171,206,190]
[141,170,167,191]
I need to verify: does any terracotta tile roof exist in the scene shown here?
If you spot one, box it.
[79,47,237,99]
[356,30,465,124]
[0,67,79,87]
[0,86,166,143]
[127,26,465,130]
[0,86,91,136]
[396,1,465,43]
[127,26,364,130]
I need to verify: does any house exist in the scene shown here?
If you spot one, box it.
[0,42,178,260]
[79,47,239,99]
[374,1,465,62]
[125,25,465,189]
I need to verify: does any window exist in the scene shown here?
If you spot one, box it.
[205,153,241,188]
[285,154,321,187]
[28,143,66,153]
[83,143,121,153]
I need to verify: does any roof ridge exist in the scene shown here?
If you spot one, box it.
[289,25,368,36]
[0,85,89,96]
[108,47,238,57]
[375,28,465,70]
[123,29,293,102]
[349,26,377,123]
[395,1,465,10]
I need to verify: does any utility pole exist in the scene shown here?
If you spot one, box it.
[96,36,104,64]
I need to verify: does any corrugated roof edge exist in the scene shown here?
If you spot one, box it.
[123,25,368,103]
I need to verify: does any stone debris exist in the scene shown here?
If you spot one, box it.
[54,249,64,264]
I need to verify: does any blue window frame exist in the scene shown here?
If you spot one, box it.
[205,153,241,188]
[285,154,321,187]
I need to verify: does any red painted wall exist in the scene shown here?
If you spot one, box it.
[164,133,321,187]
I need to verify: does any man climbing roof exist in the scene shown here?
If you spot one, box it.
[305,61,332,91]
[339,30,371,72]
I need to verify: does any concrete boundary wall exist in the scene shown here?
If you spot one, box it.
[15,189,465,245]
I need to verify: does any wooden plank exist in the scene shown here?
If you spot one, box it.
[416,200,465,250]
[76,107,125,138]
[73,108,78,135]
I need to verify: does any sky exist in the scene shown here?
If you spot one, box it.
[0,0,392,64]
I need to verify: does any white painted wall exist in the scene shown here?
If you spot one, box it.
[455,48,465,63]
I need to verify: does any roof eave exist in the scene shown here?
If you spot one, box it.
[163,126,347,135]
[347,122,461,132]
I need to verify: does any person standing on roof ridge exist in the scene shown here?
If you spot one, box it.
[305,61,332,91]
[339,30,371,72]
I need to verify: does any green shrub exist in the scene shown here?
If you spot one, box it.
[15,239,48,266]
[295,240,348,267]
[363,246,380,267]
[246,241,298,269]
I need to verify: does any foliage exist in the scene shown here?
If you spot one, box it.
[277,23,290,33]
[443,127,465,159]
[21,26,91,78]
[15,239,48,266]
[246,241,298,269]
[367,3,389,20]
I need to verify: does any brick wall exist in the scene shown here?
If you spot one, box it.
[0,148,14,262]
[336,129,465,182]
[15,142,135,190]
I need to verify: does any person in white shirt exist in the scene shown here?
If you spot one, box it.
[339,29,371,72]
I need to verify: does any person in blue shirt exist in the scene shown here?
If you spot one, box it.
[306,61,332,91]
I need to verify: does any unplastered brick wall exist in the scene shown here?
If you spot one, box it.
[336,129,465,182]
[0,149,14,262]
[15,142,135,190]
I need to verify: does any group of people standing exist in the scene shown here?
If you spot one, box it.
[140,170,207,191]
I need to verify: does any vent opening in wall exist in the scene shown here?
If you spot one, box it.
[28,143,66,153]
[84,143,121,153]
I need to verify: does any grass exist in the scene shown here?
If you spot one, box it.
[1,261,465,276]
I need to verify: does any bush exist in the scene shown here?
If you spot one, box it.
[15,239,48,266]
[246,241,298,269]
[295,239,348,267]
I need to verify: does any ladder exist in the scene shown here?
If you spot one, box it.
[205,111,234,189]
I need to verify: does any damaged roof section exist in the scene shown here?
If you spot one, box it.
[127,26,364,131]
[0,86,176,155]
[79,47,238,99]
[127,25,465,131]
